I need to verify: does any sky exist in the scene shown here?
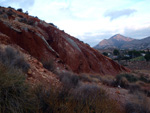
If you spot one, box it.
[1,0,150,46]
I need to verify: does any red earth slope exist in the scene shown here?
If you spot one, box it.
[0,7,130,75]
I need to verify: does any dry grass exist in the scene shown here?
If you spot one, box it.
[35,84,122,113]
[0,46,30,72]
[125,92,150,113]
[0,63,36,113]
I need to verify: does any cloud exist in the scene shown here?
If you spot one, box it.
[78,26,150,47]
[0,0,35,10]
[77,31,115,47]
[123,26,150,38]
[104,9,137,20]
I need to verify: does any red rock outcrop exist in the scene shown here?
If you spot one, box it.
[0,7,130,76]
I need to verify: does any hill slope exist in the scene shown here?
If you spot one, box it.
[122,36,150,50]
[0,7,129,75]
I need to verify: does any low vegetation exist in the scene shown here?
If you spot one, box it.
[125,92,150,113]
[42,59,55,73]
[0,46,30,72]
[0,47,122,113]
[35,83,121,113]
[0,63,36,113]
[1,46,149,113]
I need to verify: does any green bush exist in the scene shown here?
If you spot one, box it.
[0,63,36,113]
[144,53,150,62]
[17,8,23,12]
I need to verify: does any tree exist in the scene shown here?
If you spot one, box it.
[128,50,141,58]
[145,53,150,62]
[103,52,108,56]
[113,49,120,55]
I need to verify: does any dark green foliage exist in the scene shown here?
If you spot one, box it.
[17,8,23,12]
[25,11,28,15]
[0,64,36,113]
[128,50,141,58]
[116,74,138,83]
[139,75,150,83]
[7,9,14,16]
[144,53,150,61]
[113,49,120,55]
[8,6,15,10]
[103,52,108,56]
[0,46,30,72]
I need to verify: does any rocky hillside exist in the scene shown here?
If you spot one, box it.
[94,34,134,49]
[0,6,129,76]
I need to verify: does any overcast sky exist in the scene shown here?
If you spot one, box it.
[1,0,150,46]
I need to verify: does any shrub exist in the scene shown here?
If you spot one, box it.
[128,84,141,94]
[100,75,116,86]
[0,46,30,72]
[17,8,23,12]
[7,9,14,16]
[103,52,108,56]
[42,59,55,73]
[139,75,150,83]
[144,53,150,62]
[71,84,121,113]
[79,74,93,82]
[25,11,28,15]
[35,84,122,113]
[116,74,138,83]
[27,19,34,25]
[125,93,150,113]
[58,72,79,89]
[8,6,15,10]
[0,63,36,113]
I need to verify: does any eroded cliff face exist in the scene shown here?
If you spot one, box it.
[0,7,130,75]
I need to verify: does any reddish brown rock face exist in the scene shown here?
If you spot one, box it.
[0,7,130,75]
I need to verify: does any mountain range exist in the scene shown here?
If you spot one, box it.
[94,34,150,50]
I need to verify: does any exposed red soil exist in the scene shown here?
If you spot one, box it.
[0,7,130,76]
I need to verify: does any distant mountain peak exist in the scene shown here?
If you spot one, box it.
[94,34,150,50]
[94,34,134,49]
[111,34,133,41]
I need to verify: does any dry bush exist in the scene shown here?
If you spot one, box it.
[42,59,55,73]
[0,63,36,113]
[79,74,93,82]
[57,72,79,89]
[100,75,116,86]
[125,92,150,113]
[35,84,122,113]
[0,46,30,72]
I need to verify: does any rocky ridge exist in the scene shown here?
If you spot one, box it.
[0,6,129,77]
